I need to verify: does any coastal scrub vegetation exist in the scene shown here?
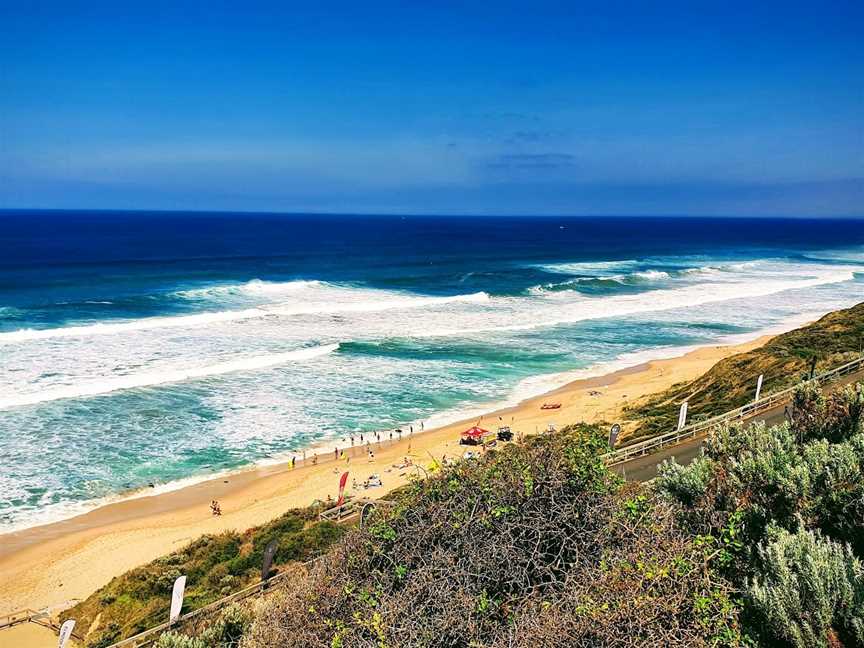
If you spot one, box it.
[63,505,345,647]
[623,301,864,440]
[657,381,864,647]
[241,423,744,647]
[68,379,864,647]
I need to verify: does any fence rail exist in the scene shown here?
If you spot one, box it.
[0,607,84,642]
[0,608,46,630]
[601,354,864,466]
[318,497,374,522]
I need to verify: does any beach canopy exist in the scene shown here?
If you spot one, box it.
[461,426,489,440]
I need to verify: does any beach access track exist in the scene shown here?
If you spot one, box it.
[608,353,864,481]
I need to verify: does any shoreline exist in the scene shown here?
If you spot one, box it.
[0,310,819,538]
[0,331,775,615]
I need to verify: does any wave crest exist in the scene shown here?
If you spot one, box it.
[0,343,339,410]
[0,289,491,343]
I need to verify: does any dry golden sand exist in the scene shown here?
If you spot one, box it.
[0,622,69,648]
[0,335,769,620]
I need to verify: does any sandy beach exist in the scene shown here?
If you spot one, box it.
[0,334,770,616]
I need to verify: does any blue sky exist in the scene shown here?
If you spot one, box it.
[1,1,862,216]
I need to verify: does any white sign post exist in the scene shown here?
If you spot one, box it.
[58,619,75,648]
[677,401,688,431]
[755,374,764,402]
[169,575,187,623]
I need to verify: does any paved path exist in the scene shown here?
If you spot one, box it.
[612,370,864,482]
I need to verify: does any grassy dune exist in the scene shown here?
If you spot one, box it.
[623,301,864,441]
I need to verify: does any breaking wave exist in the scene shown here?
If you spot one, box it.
[0,343,340,410]
[422,269,858,338]
[0,288,491,343]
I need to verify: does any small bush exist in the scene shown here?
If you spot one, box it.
[155,632,207,648]
[748,526,864,648]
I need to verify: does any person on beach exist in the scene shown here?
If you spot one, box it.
[368,448,375,462]
[291,456,296,469]
[210,500,222,516]
[334,447,339,460]
[312,455,318,465]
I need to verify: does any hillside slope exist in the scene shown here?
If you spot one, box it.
[623,301,864,440]
[62,505,344,647]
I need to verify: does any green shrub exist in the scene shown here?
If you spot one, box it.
[748,526,864,648]
[155,632,207,648]
[657,455,714,506]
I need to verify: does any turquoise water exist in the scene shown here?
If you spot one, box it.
[1,211,863,530]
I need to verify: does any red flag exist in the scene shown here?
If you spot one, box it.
[337,471,349,506]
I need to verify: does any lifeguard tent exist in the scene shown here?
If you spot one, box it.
[459,425,490,446]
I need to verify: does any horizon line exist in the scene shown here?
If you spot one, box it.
[1,208,863,221]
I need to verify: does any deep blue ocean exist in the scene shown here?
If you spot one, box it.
[1,210,863,530]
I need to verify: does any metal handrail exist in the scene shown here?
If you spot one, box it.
[0,608,43,630]
[0,608,84,642]
[601,354,864,466]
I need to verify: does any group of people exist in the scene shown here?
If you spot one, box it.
[209,500,222,516]
[281,423,430,504]
[345,424,420,448]
[324,423,426,466]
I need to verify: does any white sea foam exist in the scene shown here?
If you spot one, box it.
[412,269,858,338]
[538,259,638,275]
[0,343,339,410]
[630,269,670,280]
[680,266,723,277]
[0,290,490,343]
[175,278,329,299]
[527,267,670,293]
